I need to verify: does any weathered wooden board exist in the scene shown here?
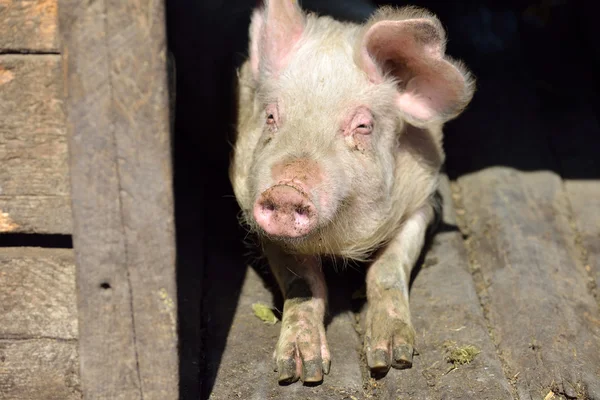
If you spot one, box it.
[0,247,77,339]
[205,265,364,400]
[457,168,600,399]
[0,339,80,400]
[543,101,600,307]
[370,176,513,400]
[0,0,59,52]
[0,54,70,234]
[0,196,71,234]
[58,0,178,399]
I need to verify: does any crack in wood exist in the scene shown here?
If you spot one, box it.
[0,50,60,55]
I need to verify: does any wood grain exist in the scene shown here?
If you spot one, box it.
[0,248,77,340]
[0,0,59,52]
[0,339,80,400]
[457,168,600,399]
[58,0,178,398]
[0,55,70,234]
[0,196,71,234]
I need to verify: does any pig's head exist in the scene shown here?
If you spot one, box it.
[237,1,474,254]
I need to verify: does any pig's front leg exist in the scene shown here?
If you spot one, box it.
[364,205,435,373]
[264,243,330,384]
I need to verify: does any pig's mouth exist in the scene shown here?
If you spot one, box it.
[252,183,319,240]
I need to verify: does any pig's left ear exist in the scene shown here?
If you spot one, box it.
[249,0,306,80]
[357,7,475,126]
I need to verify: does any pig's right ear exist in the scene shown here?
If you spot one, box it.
[357,7,475,126]
[249,0,306,80]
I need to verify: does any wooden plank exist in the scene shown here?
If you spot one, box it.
[457,168,600,399]
[0,196,71,234]
[370,176,513,399]
[0,0,59,52]
[543,100,600,306]
[0,54,70,234]
[205,264,364,400]
[0,339,80,400]
[58,0,178,399]
[0,248,77,339]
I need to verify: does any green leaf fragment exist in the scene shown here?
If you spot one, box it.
[443,340,481,366]
[252,303,279,325]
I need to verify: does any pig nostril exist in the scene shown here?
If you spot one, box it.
[262,201,276,212]
[295,205,309,216]
[253,185,318,238]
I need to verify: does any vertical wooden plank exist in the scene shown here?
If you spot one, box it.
[58,1,142,398]
[58,0,178,399]
[544,101,600,305]
[457,168,600,399]
[373,176,513,400]
[103,0,178,397]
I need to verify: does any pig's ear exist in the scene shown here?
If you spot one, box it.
[357,7,475,125]
[249,0,306,80]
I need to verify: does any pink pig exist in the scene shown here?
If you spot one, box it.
[230,0,475,384]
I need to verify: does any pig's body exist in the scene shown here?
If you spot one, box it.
[230,1,474,384]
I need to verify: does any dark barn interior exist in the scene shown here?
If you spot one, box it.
[165,0,600,398]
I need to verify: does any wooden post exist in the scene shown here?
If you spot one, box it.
[58,0,178,399]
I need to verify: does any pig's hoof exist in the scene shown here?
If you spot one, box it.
[273,318,330,384]
[364,304,415,375]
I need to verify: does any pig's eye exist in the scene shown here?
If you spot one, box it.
[265,103,279,131]
[344,107,374,137]
[355,123,373,135]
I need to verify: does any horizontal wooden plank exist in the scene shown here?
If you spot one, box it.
[0,0,59,52]
[0,55,67,195]
[0,54,70,234]
[0,338,80,400]
[457,168,600,399]
[373,176,513,399]
[0,196,71,234]
[0,248,77,339]
[205,265,364,400]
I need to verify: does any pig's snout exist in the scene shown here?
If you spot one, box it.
[253,185,318,238]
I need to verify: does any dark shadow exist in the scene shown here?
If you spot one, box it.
[165,1,259,398]
[0,234,73,248]
[376,0,600,180]
[165,0,599,397]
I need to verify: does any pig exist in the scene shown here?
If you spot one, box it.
[229,0,475,384]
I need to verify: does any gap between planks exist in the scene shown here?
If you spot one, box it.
[0,50,60,55]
